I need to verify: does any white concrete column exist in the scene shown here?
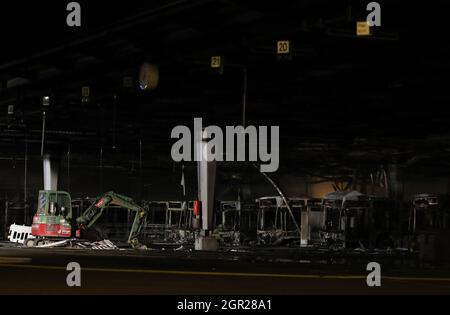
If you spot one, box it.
[43,154,59,191]
[195,129,218,251]
[196,130,216,231]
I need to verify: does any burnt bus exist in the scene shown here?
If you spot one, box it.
[255,196,305,245]
[216,200,257,246]
[410,194,450,233]
[320,191,399,249]
[320,191,371,249]
[410,194,450,262]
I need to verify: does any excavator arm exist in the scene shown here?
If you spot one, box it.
[76,191,148,248]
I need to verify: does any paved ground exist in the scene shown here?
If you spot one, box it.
[1,246,450,294]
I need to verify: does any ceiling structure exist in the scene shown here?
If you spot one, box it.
[0,0,449,182]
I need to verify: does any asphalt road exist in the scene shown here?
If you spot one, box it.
[1,246,450,294]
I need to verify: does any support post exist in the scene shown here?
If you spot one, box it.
[4,200,8,239]
[195,129,218,251]
[43,154,59,191]
[241,67,248,127]
[388,163,404,239]
[24,138,28,223]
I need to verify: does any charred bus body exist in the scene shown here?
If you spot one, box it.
[409,194,450,262]
[319,191,400,249]
[254,196,321,246]
[410,194,450,233]
[215,201,258,246]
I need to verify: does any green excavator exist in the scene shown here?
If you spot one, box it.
[28,190,148,248]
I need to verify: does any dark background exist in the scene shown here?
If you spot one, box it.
[0,0,449,207]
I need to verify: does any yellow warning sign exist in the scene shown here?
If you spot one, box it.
[357,21,371,36]
[211,56,222,68]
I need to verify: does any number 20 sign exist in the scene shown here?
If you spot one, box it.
[277,40,290,55]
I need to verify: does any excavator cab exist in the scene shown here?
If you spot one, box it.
[37,190,72,217]
[31,190,74,238]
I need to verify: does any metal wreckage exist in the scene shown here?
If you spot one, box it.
[6,188,450,256]
[3,153,450,263]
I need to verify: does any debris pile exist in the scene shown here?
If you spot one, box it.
[33,238,119,250]
[77,240,118,250]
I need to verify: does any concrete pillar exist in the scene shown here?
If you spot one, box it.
[195,129,218,251]
[388,163,403,201]
[43,154,59,191]
[388,162,404,237]
[300,208,309,247]
[198,158,216,231]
